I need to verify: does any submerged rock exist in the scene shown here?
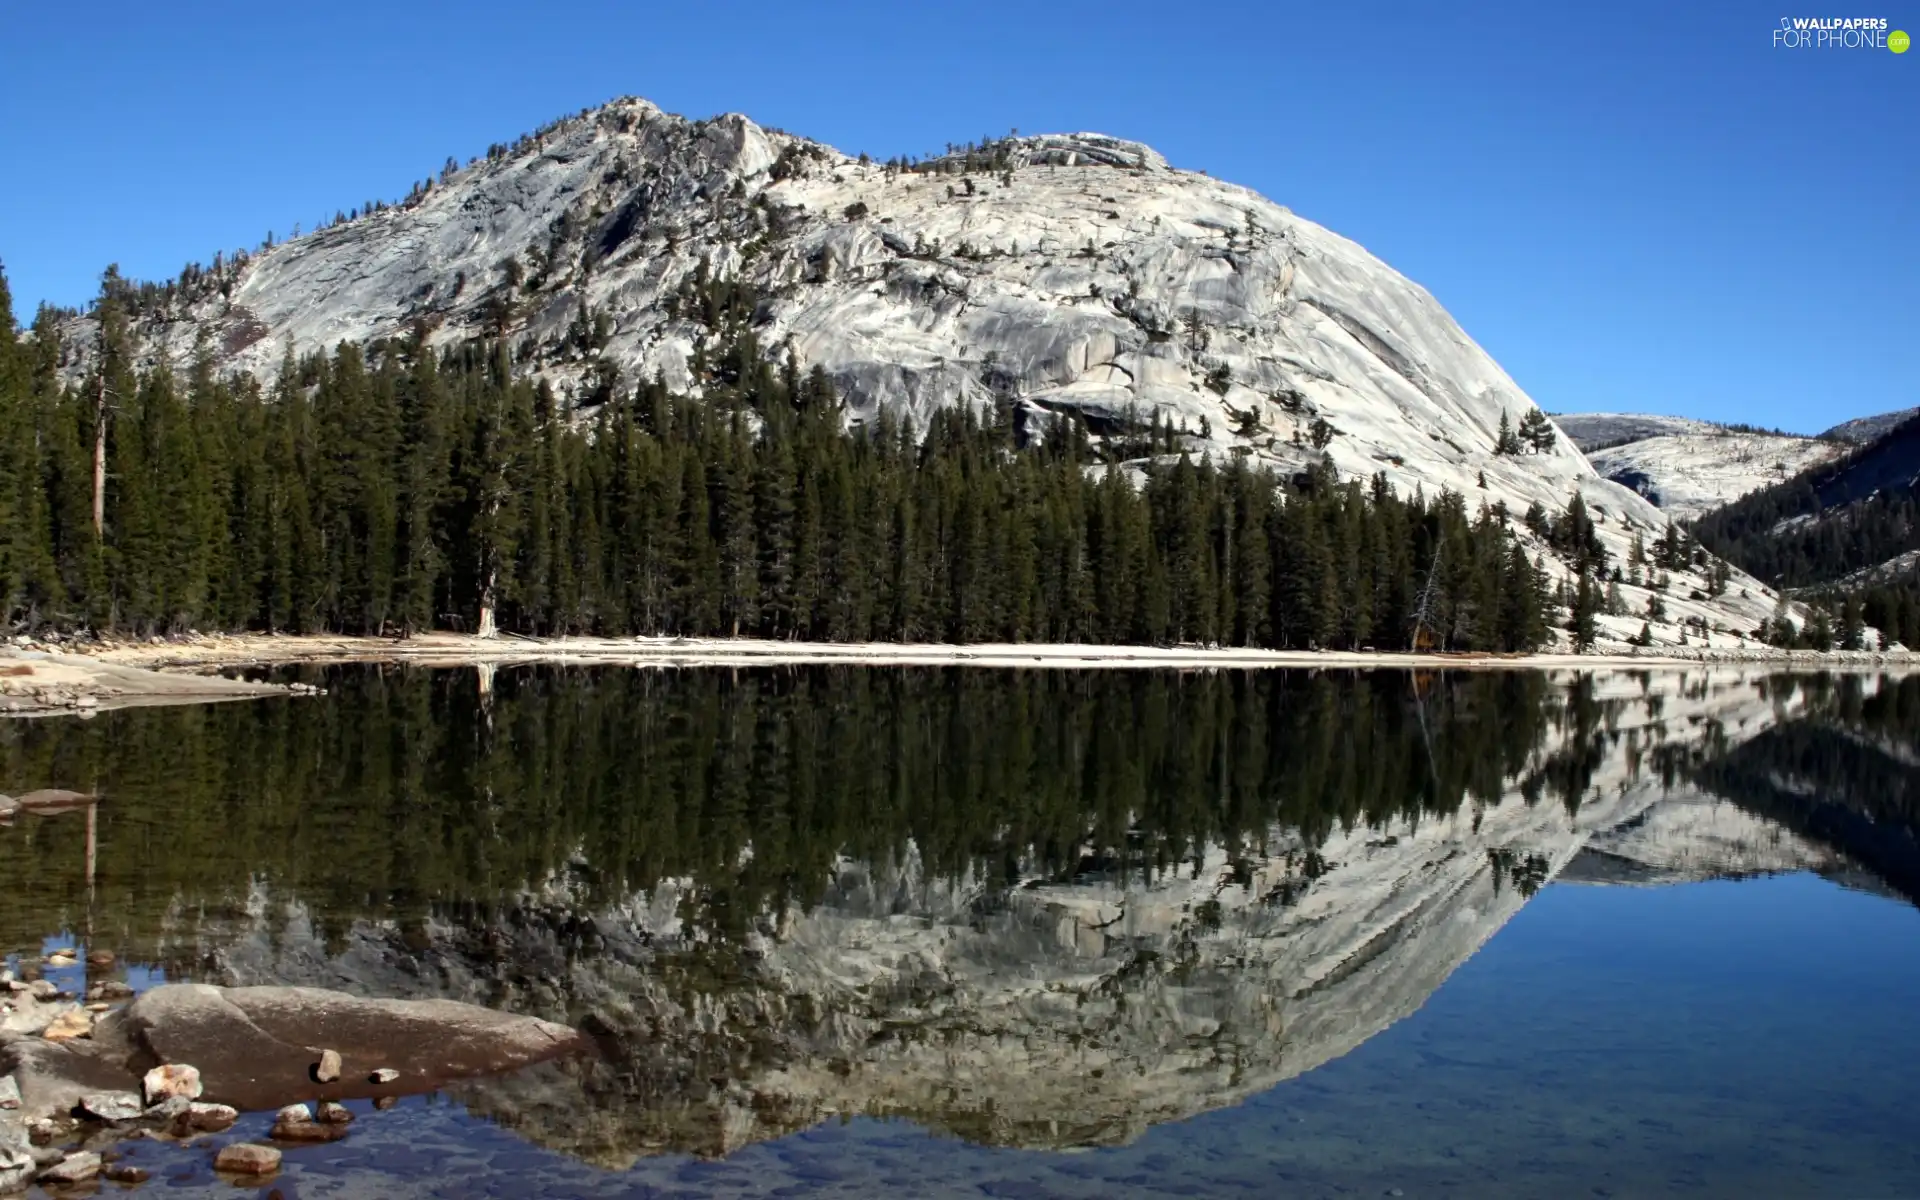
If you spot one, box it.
[315,1100,354,1125]
[116,984,587,1110]
[11,792,96,815]
[102,1163,149,1184]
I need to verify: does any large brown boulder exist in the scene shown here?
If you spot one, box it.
[107,984,589,1110]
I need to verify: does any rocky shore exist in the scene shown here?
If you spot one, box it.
[0,643,291,718]
[0,968,591,1192]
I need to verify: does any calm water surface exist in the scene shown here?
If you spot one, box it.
[2,665,1917,1198]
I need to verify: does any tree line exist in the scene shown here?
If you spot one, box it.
[0,264,1562,650]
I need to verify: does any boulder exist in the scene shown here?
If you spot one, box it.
[10,791,96,815]
[141,1063,202,1105]
[270,1102,344,1143]
[212,1142,280,1176]
[0,1028,149,1126]
[40,1008,92,1043]
[184,1102,237,1132]
[0,1147,32,1193]
[315,1100,354,1125]
[313,1047,341,1083]
[36,1150,100,1184]
[118,984,588,1110]
[77,1092,143,1122]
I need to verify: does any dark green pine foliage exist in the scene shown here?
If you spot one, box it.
[0,264,1556,650]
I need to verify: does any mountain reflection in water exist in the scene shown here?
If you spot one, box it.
[2,664,1917,1189]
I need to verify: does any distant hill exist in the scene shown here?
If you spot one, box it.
[1822,407,1920,445]
[1692,411,1920,589]
[1553,412,1844,521]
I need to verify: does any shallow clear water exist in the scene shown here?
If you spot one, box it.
[3,665,1918,1197]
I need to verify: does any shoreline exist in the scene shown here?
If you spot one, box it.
[0,649,290,718]
[36,632,1920,676]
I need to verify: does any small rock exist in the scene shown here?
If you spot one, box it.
[41,1007,94,1041]
[142,1063,203,1105]
[103,1163,150,1184]
[184,1103,237,1133]
[315,1101,354,1126]
[27,980,57,1001]
[145,1095,191,1122]
[270,1103,343,1142]
[27,1119,60,1146]
[85,951,114,968]
[85,1002,111,1013]
[87,981,135,1002]
[0,1148,33,1193]
[78,1092,145,1123]
[372,1096,397,1111]
[37,1151,102,1184]
[0,1074,19,1110]
[313,1047,342,1083]
[213,1143,280,1176]
[45,951,76,967]
[368,1067,400,1084]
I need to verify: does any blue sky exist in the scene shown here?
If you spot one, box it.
[1,0,1911,431]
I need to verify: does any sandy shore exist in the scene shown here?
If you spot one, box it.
[37,632,1920,675]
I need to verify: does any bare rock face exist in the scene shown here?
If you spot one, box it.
[54,97,1787,638]
[114,984,589,1111]
[1562,413,1847,521]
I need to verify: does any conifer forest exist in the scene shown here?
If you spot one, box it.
[0,266,1560,651]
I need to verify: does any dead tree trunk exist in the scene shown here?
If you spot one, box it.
[92,376,108,539]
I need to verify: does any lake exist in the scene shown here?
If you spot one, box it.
[2,664,1918,1198]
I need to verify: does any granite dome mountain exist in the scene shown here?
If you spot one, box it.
[57,96,1791,641]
